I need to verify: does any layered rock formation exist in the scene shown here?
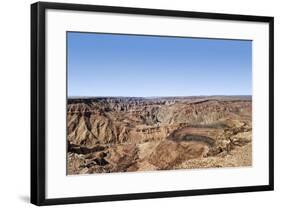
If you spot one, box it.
[67,96,252,174]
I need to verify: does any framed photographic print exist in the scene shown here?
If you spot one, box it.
[31,2,274,206]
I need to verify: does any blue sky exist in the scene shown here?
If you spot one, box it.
[67,32,252,97]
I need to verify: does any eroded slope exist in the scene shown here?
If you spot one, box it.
[67,97,252,174]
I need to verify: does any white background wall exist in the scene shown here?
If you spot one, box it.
[0,0,279,207]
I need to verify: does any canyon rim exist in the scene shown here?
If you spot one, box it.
[67,96,252,174]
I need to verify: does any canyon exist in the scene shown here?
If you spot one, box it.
[67,96,252,175]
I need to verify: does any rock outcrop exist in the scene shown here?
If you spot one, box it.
[67,96,252,175]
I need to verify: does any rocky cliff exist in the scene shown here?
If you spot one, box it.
[67,96,252,174]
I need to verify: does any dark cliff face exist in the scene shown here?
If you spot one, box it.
[67,96,251,119]
[68,95,251,105]
[67,96,252,175]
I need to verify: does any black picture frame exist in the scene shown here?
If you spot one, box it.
[31,1,274,206]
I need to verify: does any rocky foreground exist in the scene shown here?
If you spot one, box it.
[67,96,252,175]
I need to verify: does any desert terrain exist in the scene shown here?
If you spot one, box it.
[67,96,252,175]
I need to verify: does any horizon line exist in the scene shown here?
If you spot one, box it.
[68,95,252,98]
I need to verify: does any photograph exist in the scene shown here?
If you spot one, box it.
[30,2,274,205]
[66,32,253,175]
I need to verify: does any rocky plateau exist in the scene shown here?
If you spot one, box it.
[67,96,252,175]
